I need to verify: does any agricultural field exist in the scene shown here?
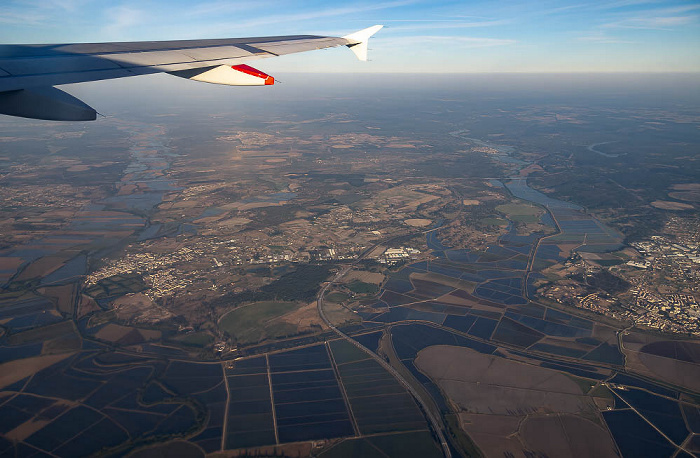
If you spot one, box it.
[320,301,362,328]
[0,351,202,457]
[339,215,698,457]
[415,345,618,457]
[343,270,384,286]
[496,202,543,223]
[329,339,431,435]
[269,345,355,443]
[83,273,147,300]
[346,281,379,295]
[326,292,350,303]
[319,431,442,458]
[1,77,699,458]
[225,356,276,450]
[218,301,302,344]
[0,297,65,334]
[363,185,442,213]
[356,214,700,457]
[622,332,700,392]
[171,331,215,348]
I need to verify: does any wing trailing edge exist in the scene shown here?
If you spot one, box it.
[0,25,383,121]
[169,64,274,86]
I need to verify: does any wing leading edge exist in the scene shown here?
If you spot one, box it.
[0,25,382,121]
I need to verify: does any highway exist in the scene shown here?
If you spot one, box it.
[316,233,453,458]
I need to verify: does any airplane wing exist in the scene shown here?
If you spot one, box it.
[0,25,382,121]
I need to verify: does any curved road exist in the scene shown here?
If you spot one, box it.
[317,233,452,458]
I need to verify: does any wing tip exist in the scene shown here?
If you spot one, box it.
[343,25,384,61]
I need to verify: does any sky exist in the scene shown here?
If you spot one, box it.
[1,0,699,73]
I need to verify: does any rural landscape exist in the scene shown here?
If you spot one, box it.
[0,74,699,457]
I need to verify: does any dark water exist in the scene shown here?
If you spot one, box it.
[505,178,582,210]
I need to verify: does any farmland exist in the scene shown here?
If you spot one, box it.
[495,202,543,224]
[327,172,695,457]
[218,301,300,344]
[329,339,431,435]
[1,185,695,457]
[1,75,699,457]
[0,351,202,457]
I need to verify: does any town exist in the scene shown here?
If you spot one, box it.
[538,216,700,335]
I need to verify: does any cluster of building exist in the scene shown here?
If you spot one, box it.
[628,236,700,275]
[376,247,422,265]
[627,286,700,334]
[616,233,700,333]
[540,282,700,335]
[621,228,699,331]
[81,171,445,304]
[85,247,199,299]
[540,282,620,316]
[0,182,89,209]
[538,222,700,335]
[83,222,373,300]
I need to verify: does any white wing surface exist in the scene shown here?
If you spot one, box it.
[0,25,382,121]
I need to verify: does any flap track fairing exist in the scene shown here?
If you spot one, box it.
[0,86,97,121]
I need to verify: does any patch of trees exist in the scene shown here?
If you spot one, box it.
[260,264,333,300]
[210,264,334,307]
[570,269,631,295]
[247,204,303,228]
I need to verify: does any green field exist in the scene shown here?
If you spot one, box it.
[479,217,509,227]
[589,384,615,404]
[565,374,596,394]
[218,301,299,344]
[347,281,379,295]
[532,258,557,271]
[326,292,349,303]
[173,332,215,347]
[322,302,362,327]
[329,339,370,364]
[496,203,542,223]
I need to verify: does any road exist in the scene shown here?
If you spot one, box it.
[605,380,695,456]
[316,232,453,458]
[521,204,561,300]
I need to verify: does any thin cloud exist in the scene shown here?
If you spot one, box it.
[10,0,92,10]
[224,0,419,30]
[603,14,697,29]
[535,3,591,16]
[48,0,93,12]
[189,1,274,17]
[501,0,697,23]
[388,19,510,32]
[1,0,93,25]
[382,35,517,48]
[0,10,46,25]
[102,5,145,39]
[595,0,665,10]
[577,30,635,43]
[599,3,700,29]
[380,19,486,22]
[430,36,517,47]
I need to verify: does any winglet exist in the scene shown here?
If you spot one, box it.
[343,25,383,61]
